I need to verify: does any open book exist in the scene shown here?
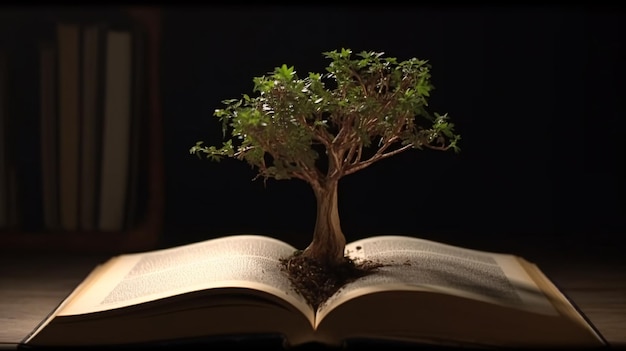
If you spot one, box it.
[24,235,606,349]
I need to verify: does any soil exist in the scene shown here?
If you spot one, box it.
[279,251,382,310]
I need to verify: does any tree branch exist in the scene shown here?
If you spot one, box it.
[297,111,334,148]
[344,140,412,176]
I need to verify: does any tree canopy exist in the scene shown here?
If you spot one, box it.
[191,48,460,188]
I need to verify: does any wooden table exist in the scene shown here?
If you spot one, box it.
[1,237,624,349]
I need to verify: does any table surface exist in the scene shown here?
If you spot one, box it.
[1,236,625,349]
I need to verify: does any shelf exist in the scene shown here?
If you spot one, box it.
[0,6,164,254]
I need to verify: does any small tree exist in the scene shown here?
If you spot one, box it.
[191,48,460,267]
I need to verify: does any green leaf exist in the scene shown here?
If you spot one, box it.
[416,84,430,97]
[275,64,295,81]
[192,47,460,185]
[340,48,352,58]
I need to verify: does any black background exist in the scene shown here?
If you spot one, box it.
[160,5,624,251]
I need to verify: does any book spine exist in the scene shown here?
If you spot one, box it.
[98,29,133,232]
[0,50,7,229]
[39,42,60,231]
[12,23,44,232]
[57,23,81,232]
[79,24,106,231]
[125,25,147,230]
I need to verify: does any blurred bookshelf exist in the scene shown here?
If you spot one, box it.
[0,6,164,254]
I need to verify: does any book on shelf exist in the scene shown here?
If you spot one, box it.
[79,23,107,231]
[56,22,81,232]
[97,27,133,232]
[23,234,606,349]
[9,22,45,232]
[0,48,18,229]
[38,41,60,231]
[0,49,7,228]
[124,24,148,231]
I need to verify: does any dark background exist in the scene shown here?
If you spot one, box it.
[159,5,624,251]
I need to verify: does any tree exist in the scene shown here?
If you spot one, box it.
[191,48,460,267]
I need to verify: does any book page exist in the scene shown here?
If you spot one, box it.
[56,235,313,322]
[317,235,558,324]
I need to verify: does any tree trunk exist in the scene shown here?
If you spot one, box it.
[302,179,346,265]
